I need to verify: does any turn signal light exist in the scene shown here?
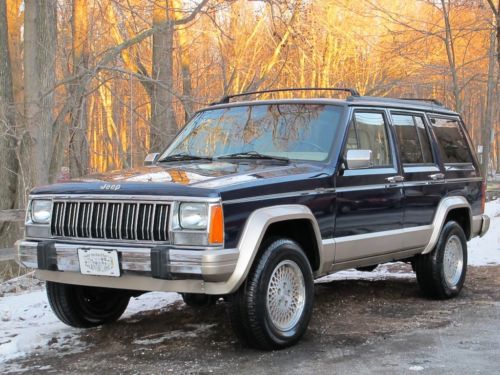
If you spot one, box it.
[208,205,224,245]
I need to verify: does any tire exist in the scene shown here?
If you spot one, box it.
[228,238,314,350]
[46,282,131,328]
[355,265,378,272]
[181,293,217,307]
[414,221,468,299]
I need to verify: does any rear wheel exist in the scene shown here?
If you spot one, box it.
[228,238,314,350]
[46,282,130,328]
[414,221,467,299]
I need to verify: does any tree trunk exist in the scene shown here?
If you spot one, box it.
[23,0,57,190]
[68,0,89,177]
[481,31,497,178]
[440,0,462,112]
[151,0,177,152]
[0,0,19,234]
[173,0,193,122]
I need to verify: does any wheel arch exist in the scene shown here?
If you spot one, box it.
[421,196,472,255]
[224,205,328,294]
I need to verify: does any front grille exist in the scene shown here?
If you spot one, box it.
[51,200,170,242]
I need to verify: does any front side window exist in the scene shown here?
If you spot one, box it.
[392,114,433,164]
[161,104,343,162]
[346,112,392,167]
[430,117,473,164]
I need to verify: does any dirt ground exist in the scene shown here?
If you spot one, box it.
[5,264,500,374]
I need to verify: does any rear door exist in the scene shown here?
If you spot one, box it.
[427,115,482,214]
[389,111,446,249]
[334,109,404,262]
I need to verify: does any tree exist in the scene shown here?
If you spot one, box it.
[68,0,90,177]
[23,0,57,189]
[0,0,19,233]
[150,0,177,151]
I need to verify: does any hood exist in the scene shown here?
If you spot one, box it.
[31,161,327,196]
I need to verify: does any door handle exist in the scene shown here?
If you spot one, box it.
[428,173,445,181]
[386,175,405,183]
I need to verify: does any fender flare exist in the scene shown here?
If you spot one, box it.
[217,204,324,294]
[421,196,472,255]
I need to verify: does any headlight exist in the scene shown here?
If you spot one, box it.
[31,200,52,224]
[179,203,208,230]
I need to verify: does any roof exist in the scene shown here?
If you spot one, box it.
[206,97,459,116]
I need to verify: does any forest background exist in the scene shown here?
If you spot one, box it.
[0,0,499,251]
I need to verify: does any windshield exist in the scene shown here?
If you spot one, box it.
[160,104,343,162]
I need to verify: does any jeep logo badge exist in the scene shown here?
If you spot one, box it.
[100,184,121,191]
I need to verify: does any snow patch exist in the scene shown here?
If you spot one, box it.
[132,323,216,346]
[468,199,500,266]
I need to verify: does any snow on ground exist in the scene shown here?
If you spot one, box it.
[468,199,500,266]
[0,200,498,365]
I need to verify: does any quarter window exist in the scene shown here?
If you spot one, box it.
[392,114,433,164]
[430,117,473,164]
[346,112,392,167]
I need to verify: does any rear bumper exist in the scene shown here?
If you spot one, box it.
[16,240,239,290]
[472,214,491,238]
[479,214,490,237]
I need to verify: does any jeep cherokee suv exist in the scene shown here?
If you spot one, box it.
[17,88,490,350]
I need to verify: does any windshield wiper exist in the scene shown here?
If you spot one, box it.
[216,151,289,162]
[159,153,213,162]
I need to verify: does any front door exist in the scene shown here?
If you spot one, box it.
[334,109,404,263]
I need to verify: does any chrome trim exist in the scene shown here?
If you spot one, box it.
[421,196,471,254]
[336,183,404,193]
[445,177,483,183]
[223,188,336,205]
[17,240,239,283]
[30,194,221,203]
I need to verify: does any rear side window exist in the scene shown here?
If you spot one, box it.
[392,114,433,164]
[430,117,473,164]
[346,112,392,167]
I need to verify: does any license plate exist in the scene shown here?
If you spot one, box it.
[78,249,120,277]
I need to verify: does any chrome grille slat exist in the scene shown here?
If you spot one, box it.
[50,199,170,243]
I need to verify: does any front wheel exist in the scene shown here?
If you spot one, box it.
[228,238,314,350]
[46,282,131,328]
[414,221,467,299]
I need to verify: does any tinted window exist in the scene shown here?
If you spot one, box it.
[430,117,473,163]
[392,114,433,164]
[349,112,392,167]
[161,104,343,162]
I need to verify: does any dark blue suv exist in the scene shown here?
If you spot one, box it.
[17,88,490,350]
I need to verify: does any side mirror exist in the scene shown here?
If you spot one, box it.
[345,149,372,169]
[144,153,160,166]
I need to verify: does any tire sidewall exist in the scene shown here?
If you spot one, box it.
[435,222,468,297]
[253,240,314,347]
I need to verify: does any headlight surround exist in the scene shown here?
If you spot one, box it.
[179,202,208,230]
[31,199,52,224]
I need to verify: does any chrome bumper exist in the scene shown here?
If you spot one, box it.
[17,240,239,284]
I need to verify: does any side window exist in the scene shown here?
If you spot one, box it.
[430,117,473,164]
[346,112,392,167]
[392,114,433,164]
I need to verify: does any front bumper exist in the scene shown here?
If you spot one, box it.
[17,240,239,288]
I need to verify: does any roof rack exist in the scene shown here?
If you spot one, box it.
[213,87,360,105]
[347,95,444,107]
[399,98,443,106]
